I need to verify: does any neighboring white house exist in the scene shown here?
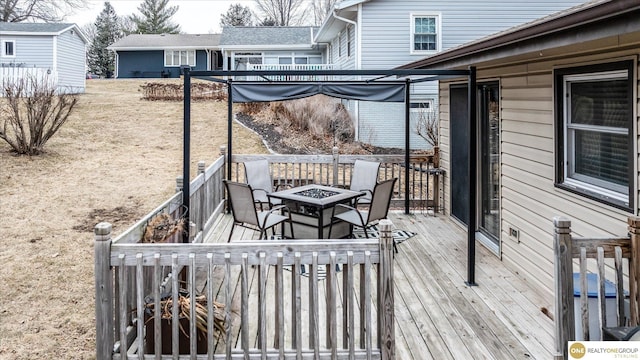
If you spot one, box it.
[0,22,87,94]
[219,26,327,74]
[312,0,587,150]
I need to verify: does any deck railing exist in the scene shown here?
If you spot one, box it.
[228,147,443,214]
[94,154,397,359]
[554,216,640,359]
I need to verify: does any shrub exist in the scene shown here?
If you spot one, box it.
[268,95,354,141]
[0,74,78,155]
[140,82,227,101]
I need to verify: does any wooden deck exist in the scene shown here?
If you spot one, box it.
[206,211,556,360]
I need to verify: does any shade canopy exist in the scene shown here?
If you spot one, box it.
[230,82,407,103]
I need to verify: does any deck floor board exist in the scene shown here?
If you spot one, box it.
[203,211,555,359]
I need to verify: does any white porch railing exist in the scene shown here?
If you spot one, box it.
[246,63,335,81]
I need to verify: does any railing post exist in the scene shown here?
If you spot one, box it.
[378,219,395,360]
[628,216,640,326]
[332,146,339,186]
[176,175,183,194]
[554,216,574,360]
[94,222,114,360]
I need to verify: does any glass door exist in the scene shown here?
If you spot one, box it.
[479,83,500,248]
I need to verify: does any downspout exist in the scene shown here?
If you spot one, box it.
[330,9,360,139]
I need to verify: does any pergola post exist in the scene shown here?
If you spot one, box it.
[182,68,191,243]
[404,79,411,214]
[466,66,477,286]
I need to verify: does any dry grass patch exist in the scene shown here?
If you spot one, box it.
[0,78,266,359]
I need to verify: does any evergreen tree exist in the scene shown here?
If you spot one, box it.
[87,2,122,78]
[257,17,276,27]
[220,3,254,27]
[129,0,180,34]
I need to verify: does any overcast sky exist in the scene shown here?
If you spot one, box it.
[67,0,257,34]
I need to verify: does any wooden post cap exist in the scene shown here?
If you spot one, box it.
[94,222,112,236]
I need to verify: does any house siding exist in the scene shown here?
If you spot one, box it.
[439,49,640,303]
[55,28,86,93]
[349,0,585,149]
[0,35,53,68]
[116,49,209,78]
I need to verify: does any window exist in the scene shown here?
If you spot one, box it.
[2,40,15,57]
[338,32,343,58]
[411,14,440,53]
[164,50,195,67]
[555,61,634,210]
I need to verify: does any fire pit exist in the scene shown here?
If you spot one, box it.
[267,184,364,239]
[294,188,340,199]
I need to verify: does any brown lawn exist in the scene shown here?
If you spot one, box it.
[0,79,267,359]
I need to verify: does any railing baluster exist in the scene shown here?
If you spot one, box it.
[310,252,320,358]
[171,254,180,357]
[275,253,284,358]
[241,253,249,355]
[207,253,215,360]
[118,254,127,360]
[136,254,144,360]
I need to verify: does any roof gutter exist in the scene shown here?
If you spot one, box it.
[399,0,640,69]
[331,10,358,69]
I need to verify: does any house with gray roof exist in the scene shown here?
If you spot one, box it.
[0,22,88,93]
[108,34,222,78]
[219,26,326,72]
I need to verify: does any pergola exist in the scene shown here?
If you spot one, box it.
[181,67,479,284]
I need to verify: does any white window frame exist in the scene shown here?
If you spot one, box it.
[164,50,196,67]
[2,39,16,57]
[410,13,441,55]
[556,63,634,210]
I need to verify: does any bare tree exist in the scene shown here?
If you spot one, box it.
[0,74,78,155]
[0,0,86,22]
[415,104,439,148]
[253,0,305,26]
[310,0,338,26]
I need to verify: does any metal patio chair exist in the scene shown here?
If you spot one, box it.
[244,159,287,210]
[349,160,380,206]
[329,178,397,240]
[223,180,293,242]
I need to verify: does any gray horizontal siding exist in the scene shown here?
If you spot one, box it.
[358,101,431,150]
[55,29,86,93]
[0,35,53,67]
[358,0,586,70]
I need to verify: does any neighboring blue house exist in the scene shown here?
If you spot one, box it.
[0,22,87,93]
[219,26,326,72]
[108,34,222,78]
[312,0,588,149]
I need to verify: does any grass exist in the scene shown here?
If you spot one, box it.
[0,78,267,359]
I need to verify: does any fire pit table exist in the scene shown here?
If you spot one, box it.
[267,184,363,239]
